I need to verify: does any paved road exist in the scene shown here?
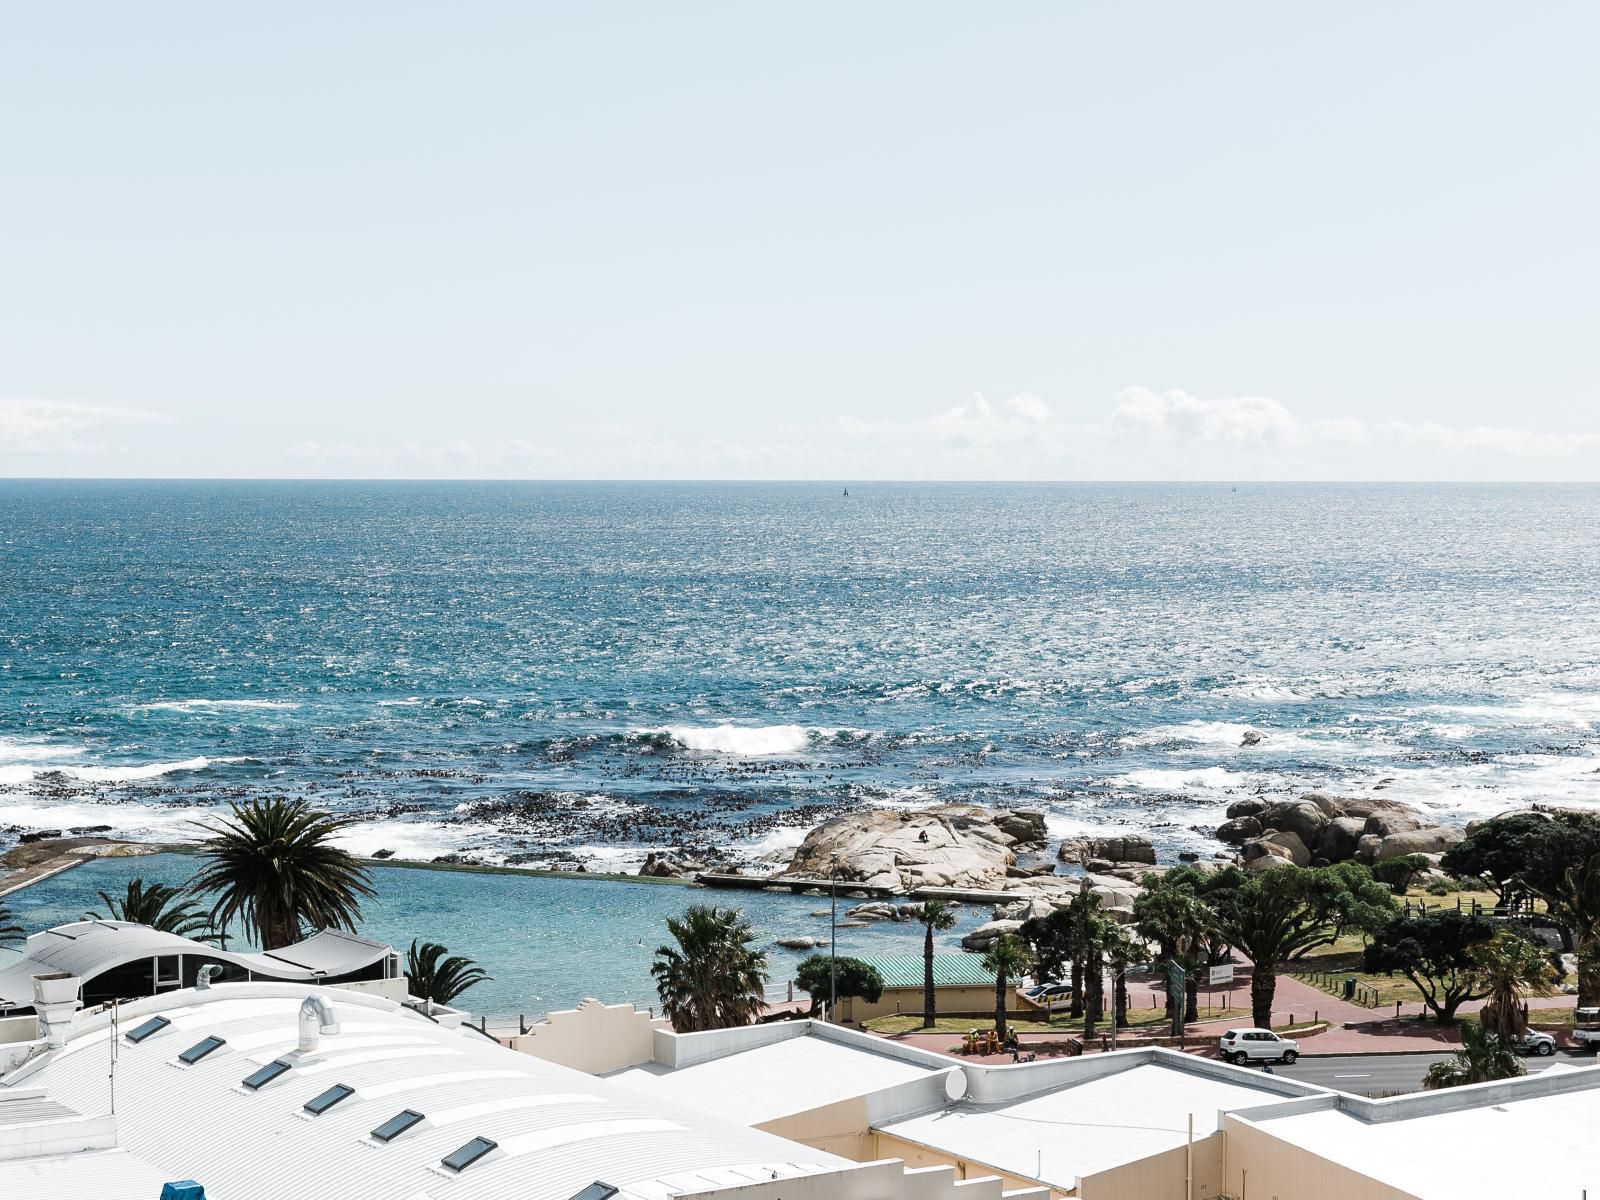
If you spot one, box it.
[1261,1051,1583,1096]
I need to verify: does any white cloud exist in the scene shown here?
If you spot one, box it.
[0,397,166,454]
[269,388,1600,480]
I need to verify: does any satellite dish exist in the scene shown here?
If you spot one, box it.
[943,1068,967,1102]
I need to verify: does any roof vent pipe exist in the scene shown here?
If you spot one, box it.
[31,972,83,1050]
[194,965,224,991]
[298,994,340,1053]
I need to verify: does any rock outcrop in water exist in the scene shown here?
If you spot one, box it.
[1216,792,1463,869]
[779,804,1047,892]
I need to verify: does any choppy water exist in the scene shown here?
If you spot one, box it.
[3,481,1600,870]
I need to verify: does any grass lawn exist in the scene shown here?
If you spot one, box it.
[1291,883,1547,1009]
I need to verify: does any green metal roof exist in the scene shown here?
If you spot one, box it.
[852,954,992,990]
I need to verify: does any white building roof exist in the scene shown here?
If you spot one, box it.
[1252,1077,1600,1200]
[877,1060,1305,1191]
[611,1030,940,1125]
[1,983,849,1200]
[0,1148,175,1200]
[0,921,395,1008]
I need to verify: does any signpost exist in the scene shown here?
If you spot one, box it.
[1208,963,1234,986]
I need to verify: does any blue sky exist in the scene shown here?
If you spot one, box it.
[2,3,1597,479]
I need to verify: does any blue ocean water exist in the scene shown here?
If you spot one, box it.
[2,480,1600,874]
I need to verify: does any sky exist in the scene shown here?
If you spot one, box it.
[2,3,1597,481]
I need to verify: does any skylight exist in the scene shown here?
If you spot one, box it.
[304,1084,355,1115]
[371,1109,424,1142]
[441,1136,498,1173]
[568,1185,619,1200]
[125,1016,171,1044]
[177,1035,227,1065]
[242,1059,292,1090]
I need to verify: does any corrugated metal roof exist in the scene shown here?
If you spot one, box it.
[12,985,849,1200]
[851,954,992,989]
[0,1148,174,1200]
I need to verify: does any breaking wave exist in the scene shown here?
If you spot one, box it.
[631,723,864,756]
[0,756,252,786]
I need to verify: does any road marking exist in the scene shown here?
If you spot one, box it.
[1333,1074,1370,1078]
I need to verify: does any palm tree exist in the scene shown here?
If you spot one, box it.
[982,934,1033,1039]
[1423,1021,1524,1090]
[1525,850,1600,1009]
[0,902,22,949]
[913,900,957,1029]
[1472,931,1557,1044]
[1207,866,1342,1030]
[651,905,769,1033]
[1133,873,1216,1024]
[405,940,491,1008]
[189,798,376,950]
[92,879,214,938]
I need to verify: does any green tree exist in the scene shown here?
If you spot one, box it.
[1472,931,1557,1044]
[793,954,884,1018]
[1371,854,1432,895]
[405,939,491,1007]
[1423,1021,1523,1090]
[1363,911,1498,1023]
[1441,812,1567,903]
[912,900,957,1028]
[651,904,769,1033]
[1524,850,1600,1008]
[0,902,22,948]
[189,799,376,950]
[93,879,214,938]
[1204,864,1395,1030]
[982,934,1033,1038]
[1134,870,1218,1024]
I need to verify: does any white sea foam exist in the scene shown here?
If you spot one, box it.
[0,738,88,763]
[0,794,221,839]
[137,699,299,713]
[0,755,250,786]
[641,723,822,756]
[1105,766,1249,792]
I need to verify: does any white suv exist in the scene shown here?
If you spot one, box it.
[1219,1028,1299,1065]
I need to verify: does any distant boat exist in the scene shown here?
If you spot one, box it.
[843,487,850,497]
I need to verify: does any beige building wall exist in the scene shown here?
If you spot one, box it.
[839,984,1024,1024]
[1221,1115,1420,1200]
[1077,1131,1223,1200]
[509,997,668,1074]
[871,1130,1067,1197]
[756,1095,876,1161]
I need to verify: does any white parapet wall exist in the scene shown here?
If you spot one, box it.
[670,1158,1050,1200]
[511,997,671,1074]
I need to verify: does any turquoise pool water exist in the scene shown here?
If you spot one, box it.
[2,854,991,1017]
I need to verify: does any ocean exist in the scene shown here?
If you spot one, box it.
[3,480,1600,874]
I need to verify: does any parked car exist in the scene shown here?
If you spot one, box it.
[1218,1028,1299,1065]
[1022,981,1072,1002]
[1507,1029,1557,1057]
[1571,1008,1600,1051]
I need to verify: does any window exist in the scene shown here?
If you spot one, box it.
[125,1016,171,1044]
[441,1136,498,1173]
[568,1185,619,1200]
[178,1036,227,1065]
[371,1109,424,1143]
[242,1060,292,1090]
[304,1084,355,1115]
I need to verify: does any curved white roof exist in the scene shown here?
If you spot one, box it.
[0,921,394,1008]
[3,983,845,1200]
